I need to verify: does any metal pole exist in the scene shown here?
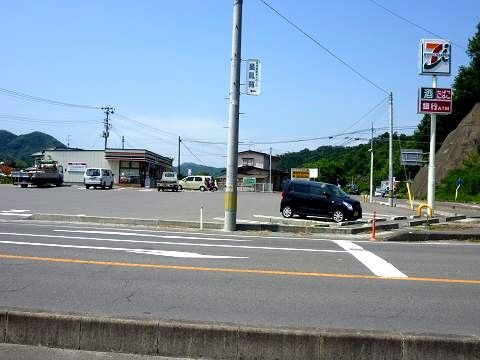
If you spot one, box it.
[427,76,437,211]
[369,121,374,203]
[178,136,181,176]
[224,0,243,231]
[388,92,394,206]
[122,136,125,150]
[269,146,272,192]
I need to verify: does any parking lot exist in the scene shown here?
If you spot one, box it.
[0,183,427,225]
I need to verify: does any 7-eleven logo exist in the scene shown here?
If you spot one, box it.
[424,42,450,69]
[420,39,451,75]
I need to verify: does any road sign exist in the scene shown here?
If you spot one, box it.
[419,39,451,75]
[291,168,309,180]
[400,149,424,166]
[246,59,261,95]
[418,87,452,114]
[243,177,256,185]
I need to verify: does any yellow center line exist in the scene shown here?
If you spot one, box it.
[0,253,479,285]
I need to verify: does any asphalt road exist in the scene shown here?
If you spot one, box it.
[0,219,479,336]
[0,184,422,224]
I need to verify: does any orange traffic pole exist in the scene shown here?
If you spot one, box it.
[371,211,376,241]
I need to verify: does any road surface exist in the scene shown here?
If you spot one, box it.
[0,219,479,336]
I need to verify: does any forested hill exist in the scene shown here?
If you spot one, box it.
[0,130,65,167]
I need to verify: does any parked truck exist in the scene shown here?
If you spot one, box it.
[11,160,64,188]
[156,171,179,192]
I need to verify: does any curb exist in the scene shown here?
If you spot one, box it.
[1,309,479,359]
[28,213,378,235]
[385,229,480,242]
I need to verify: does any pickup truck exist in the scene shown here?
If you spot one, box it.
[11,160,64,188]
[157,171,179,192]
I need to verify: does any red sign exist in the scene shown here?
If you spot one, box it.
[418,87,452,115]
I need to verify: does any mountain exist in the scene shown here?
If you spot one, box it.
[174,162,225,178]
[0,130,65,167]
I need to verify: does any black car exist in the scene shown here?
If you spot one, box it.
[280,180,362,223]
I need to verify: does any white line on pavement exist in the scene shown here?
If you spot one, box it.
[332,240,407,278]
[212,217,262,224]
[0,232,347,254]
[53,229,250,242]
[0,240,245,259]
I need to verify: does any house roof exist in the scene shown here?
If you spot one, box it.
[238,150,280,160]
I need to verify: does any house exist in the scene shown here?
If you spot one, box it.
[219,150,289,191]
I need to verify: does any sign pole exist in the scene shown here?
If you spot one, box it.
[427,75,437,212]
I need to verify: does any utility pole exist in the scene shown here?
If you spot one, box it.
[66,135,71,148]
[101,106,114,150]
[269,146,272,192]
[122,136,125,150]
[388,92,394,206]
[178,136,181,176]
[427,76,437,210]
[224,0,243,232]
[369,122,374,203]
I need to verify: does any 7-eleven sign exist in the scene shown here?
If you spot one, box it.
[419,39,451,76]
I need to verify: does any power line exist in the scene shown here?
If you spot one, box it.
[257,0,389,94]
[0,114,100,125]
[339,97,389,134]
[113,113,179,138]
[0,87,101,110]
[366,0,466,51]
[181,141,206,166]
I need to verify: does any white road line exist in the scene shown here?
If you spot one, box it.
[0,221,338,242]
[7,209,30,213]
[212,217,262,224]
[0,213,31,217]
[53,230,250,242]
[0,232,347,254]
[332,240,407,278]
[0,240,245,259]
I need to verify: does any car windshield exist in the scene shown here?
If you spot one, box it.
[325,184,349,198]
[86,169,100,176]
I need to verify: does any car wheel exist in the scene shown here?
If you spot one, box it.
[85,185,90,189]
[333,209,345,223]
[282,206,293,218]
[173,186,178,192]
[101,182,106,190]
[93,186,97,189]
[161,187,165,191]
[157,187,161,192]
[20,184,28,188]
[109,182,113,189]
[178,185,183,191]
[199,186,206,192]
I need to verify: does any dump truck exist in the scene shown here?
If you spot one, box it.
[12,160,64,188]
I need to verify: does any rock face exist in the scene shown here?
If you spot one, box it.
[412,103,480,198]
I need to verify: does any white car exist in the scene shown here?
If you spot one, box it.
[178,175,213,191]
[84,168,114,189]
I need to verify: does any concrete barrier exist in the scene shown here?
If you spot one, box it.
[0,309,479,359]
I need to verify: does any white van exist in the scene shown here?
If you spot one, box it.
[178,175,213,191]
[84,168,114,189]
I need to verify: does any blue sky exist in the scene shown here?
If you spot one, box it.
[1,0,478,167]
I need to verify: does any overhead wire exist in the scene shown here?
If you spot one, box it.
[257,0,389,95]
[0,87,101,110]
[0,114,100,125]
[181,141,206,166]
[366,0,466,50]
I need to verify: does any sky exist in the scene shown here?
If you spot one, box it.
[0,0,478,167]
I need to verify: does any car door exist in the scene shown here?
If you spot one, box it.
[290,182,310,213]
[185,176,195,189]
[308,184,331,216]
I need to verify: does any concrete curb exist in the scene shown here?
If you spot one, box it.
[28,213,378,235]
[385,229,480,242]
[0,309,478,359]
